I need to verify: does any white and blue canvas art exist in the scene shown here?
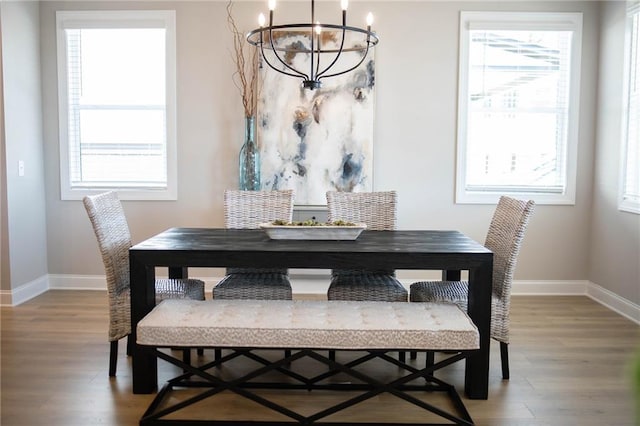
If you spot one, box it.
[257,31,375,206]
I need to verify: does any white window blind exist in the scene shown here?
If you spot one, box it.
[620,1,640,214]
[56,11,177,200]
[456,12,583,204]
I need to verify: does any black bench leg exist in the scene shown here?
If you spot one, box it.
[500,342,510,380]
[399,351,406,363]
[329,350,336,362]
[183,349,191,372]
[426,351,435,369]
[142,347,477,426]
[410,351,417,360]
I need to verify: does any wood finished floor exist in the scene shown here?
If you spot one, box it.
[1,291,638,426]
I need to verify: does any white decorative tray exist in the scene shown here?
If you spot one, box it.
[259,223,367,240]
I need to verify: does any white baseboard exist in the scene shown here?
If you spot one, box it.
[48,273,334,296]
[48,274,221,294]
[4,274,639,325]
[511,279,589,295]
[396,279,591,296]
[587,281,640,324]
[0,275,49,306]
[290,275,332,294]
[49,274,107,290]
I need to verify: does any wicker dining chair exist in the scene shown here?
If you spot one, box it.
[83,191,205,377]
[326,191,408,302]
[410,196,535,379]
[212,190,294,301]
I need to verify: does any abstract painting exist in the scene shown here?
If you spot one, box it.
[257,31,375,206]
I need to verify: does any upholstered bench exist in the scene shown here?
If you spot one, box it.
[137,299,479,425]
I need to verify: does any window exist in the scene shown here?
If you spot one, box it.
[620,1,640,214]
[456,12,583,204]
[56,10,177,200]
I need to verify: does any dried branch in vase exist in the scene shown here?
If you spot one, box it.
[227,1,260,118]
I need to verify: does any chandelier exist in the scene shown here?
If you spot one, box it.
[246,0,379,90]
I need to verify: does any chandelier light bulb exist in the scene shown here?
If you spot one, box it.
[366,12,374,27]
[341,0,348,11]
[268,0,276,11]
[315,21,322,35]
[258,13,266,27]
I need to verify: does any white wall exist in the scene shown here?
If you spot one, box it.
[40,1,238,279]
[37,0,600,280]
[1,1,635,308]
[0,2,7,291]
[371,1,599,284]
[1,1,48,294]
[591,1,640,305]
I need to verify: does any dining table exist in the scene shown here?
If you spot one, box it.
[129,228,493,400]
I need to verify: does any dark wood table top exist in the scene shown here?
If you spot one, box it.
[130,228,492,271]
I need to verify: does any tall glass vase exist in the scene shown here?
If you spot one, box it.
[239,115,260,191]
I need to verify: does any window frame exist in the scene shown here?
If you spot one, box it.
[455,11,583,205]
[619,2,640,214]
[56,10,177,201]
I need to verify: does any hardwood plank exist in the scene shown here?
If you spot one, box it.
[1,291,638,425]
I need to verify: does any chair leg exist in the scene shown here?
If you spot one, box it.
[109,340,118,377]
[500,342,510,380]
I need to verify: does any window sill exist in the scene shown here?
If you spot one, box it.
[456,190,574,205]
[61,187,177,201]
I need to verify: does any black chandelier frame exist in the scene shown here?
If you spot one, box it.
[246,0,379,90]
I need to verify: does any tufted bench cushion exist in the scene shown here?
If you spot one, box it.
[137,299,479,351]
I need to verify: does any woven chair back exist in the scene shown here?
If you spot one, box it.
[224,190,294,229]
[485,196,535,304]
[326,191,398,277]
[83,191,132,341]
[326,191,397,231]
[224,190,294,275]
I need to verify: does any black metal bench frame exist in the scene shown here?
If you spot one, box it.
[140,346,476,426]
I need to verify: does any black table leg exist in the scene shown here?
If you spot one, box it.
[464,260,492,399]
[168,266,187,279]
[131,253,158,394]
[442,269,461,281]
